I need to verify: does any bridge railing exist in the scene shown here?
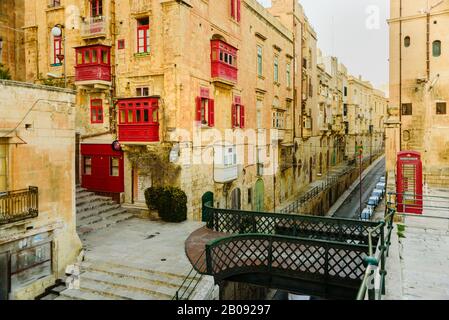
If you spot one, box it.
[356,208,395,300]
[205,234,369,291]
[204,203,382,245]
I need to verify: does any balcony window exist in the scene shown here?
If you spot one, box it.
[118,98,159,143]
[211,39,238,83]
[137,18,150,54]
[90,99,103,123]
[91,0,103,18]
[75,45,111,83]
[272,111,285,129]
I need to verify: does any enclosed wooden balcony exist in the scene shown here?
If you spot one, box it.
[75,45,111,89]
[0,187,39,225]
[210,39,238,85]
[118,97,160,143]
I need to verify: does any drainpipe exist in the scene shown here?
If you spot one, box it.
[399,0,403,151]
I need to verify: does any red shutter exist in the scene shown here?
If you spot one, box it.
[231,0,235,19]
[240,105,245,128]
[237,0,241,22]
[208,99,215,127]
[195,97,202,122]
[232,104,237,127]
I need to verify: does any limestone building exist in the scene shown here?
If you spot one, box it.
[387,0,449,186]
[20,0,388,220]
[0,80,82,300]
[0,0,25,81]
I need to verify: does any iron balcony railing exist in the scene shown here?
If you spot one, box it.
[0,187,39,225]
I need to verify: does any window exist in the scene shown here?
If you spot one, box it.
[274,56,279,83]
[247,188,252,205]
[49,0,61,8]
[286,63,291,88]
[53,36,62,65]
[257,46,263,77]
[401,103,412,116]
[404,36,411,48]
[436,102,447,115]
[272,111,285,129]
[84,157,92,175]
[232,104,245,128]
[196,97,215,127]
[90,99,103,123]
[110,157,120,177]
[118,39,125,49]
[230,0,241,22]
[344,86,348,97]
[433,40,441,57]
[118,99,158,125]
[137,18,150,53]
[91,0,103,17]
[136,87,149,97]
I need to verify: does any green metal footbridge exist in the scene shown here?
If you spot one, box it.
[175,203,395,300]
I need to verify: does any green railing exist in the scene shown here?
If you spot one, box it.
[204,203,382,245]
[356,208,395,300]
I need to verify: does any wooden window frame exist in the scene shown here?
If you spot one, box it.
[90,99,104,124]
[118,98,159,125]
[53,36,62,65]
[137,18,150,54]
[195,97,215,127]
[232,104,245,129]
[436,102,447,115]
[90,0,103,18]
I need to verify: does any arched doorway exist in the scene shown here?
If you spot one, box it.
[230,188,241,210]
[254,179,265,212]
[202,192,214,222]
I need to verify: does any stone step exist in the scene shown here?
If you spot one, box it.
[77,194,112,207]
[77,201,121,215]
[80,271,174,299]
[78,208,128,226]
[59,287,123,300]
[77,213,134,235]
[76,277,160,300]
[80,260,195,290]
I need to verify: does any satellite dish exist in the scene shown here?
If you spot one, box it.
[51,26,62,37]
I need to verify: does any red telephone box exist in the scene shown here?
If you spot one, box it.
[396,151,423,214]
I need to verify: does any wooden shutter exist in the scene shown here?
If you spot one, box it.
[208,99,215,127]
[237,0,241,22]
[195,97,202,122]
[240,105,245,128]
[232,104,237,127]
[231,0,235,19]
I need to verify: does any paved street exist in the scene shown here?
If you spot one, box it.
[333,159,385,219]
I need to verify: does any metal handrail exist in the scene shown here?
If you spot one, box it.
[173,251,206,300]
[356,209,395,300]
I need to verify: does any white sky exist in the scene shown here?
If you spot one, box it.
[257,0,389,94]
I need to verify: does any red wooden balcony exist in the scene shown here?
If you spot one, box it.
[75,45,111,87]
[210,39,238,84]
[118,97,160,143]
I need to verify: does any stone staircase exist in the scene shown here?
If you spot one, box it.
[76,186,134,236]
[56,259,199,300]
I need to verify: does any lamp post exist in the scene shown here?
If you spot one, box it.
[51,24,66,88]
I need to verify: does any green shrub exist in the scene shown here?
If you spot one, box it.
[144,187,164,210]
[0,64,12,80]
[144,186,187,223]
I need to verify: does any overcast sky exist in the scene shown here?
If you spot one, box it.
[258,0,389,94]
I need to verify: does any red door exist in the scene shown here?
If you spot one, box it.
[81,144,124,193]
[396,151,423,214]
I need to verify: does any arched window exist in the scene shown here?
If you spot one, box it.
[433,40,441,57]
[404,36,411,47]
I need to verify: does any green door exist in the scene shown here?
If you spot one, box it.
[254,179,265,212]
[201,192,214,222]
